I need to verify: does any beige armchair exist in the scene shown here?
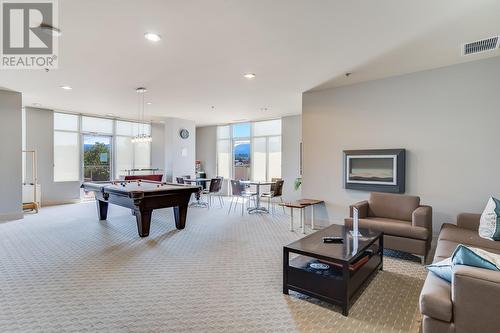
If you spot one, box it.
[345,192,432,263]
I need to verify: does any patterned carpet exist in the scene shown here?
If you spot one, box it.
[0,200,426,332]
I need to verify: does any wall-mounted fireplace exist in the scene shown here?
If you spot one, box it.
[343,149,405,193]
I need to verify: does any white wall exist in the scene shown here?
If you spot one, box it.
[0,90,23,221]
[163,118,196,182]
[302,56,500,232]
[195,126,217,177]
[25,107,81,205]
[281,115,302,201]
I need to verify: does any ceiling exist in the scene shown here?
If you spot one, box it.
[1,0,500,126]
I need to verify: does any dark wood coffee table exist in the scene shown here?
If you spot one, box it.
[283,224,383,316]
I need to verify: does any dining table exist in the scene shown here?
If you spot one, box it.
[240,180,276,214]
[183,178,210,207]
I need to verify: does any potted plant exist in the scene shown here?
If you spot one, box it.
[294,177,302,191]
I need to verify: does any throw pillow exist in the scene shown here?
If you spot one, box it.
[451,244,500,271]
[479,197,500,241]
[425,258,453,282]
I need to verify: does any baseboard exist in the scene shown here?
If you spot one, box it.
[41,199,82,207]
[0,211,24,222]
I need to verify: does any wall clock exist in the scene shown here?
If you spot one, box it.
[179,128,190,139]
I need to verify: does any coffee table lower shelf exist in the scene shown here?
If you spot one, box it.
[283,242,383,316]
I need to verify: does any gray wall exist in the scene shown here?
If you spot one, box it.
[302,56,500,232]
[25,107,81,205]
[0,90,23,221]
[195,126,217,178]
[281,115,302,201]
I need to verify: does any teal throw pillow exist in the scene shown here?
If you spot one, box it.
[425,258,452,282]
[451,244,500,271]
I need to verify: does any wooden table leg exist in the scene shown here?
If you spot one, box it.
[173,204,188,229]
[342,262,350,316]
[96,200,108,220]
[134,208,152,237]
[283,248,289,294]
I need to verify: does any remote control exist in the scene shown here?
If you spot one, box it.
[323,236,343,243]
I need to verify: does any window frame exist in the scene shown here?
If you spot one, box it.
[53,112,152,182]
[216,119,282,181]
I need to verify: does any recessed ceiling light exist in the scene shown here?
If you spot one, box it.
[260,107,268,111]
[243,73,256,79]
[106,113,114,117]
[32,103,42,107]
[211,106,215,111]
[144,33,161,42]
[60,85,72,90]
[146,102,153,105]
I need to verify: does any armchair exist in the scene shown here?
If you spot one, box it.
[345,192,432,263]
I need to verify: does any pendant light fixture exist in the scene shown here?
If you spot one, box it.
[131,87,152,143]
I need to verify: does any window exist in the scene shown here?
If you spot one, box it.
[217,119,281,180]
[53,113,152,181]
[54,113,80,182]
[217,139,231,179]
[82,116,113,134]
[114,120,152,177]
[232,123,251,138]
[54,131,80,181]
[54,112,78,131]
[116,120,151,137]
[253,119,281,136]
[251,137,266,181]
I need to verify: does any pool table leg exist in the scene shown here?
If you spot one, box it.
[134,209,152,237]
[96,200,109,220]
[173,204,188,229]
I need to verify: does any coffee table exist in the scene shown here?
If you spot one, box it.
[283,224,383,316]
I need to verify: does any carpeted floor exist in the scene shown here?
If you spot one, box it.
[0,200,426,332]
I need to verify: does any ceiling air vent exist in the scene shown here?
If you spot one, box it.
[463,36,499,55]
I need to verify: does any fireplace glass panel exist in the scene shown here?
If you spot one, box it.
[348,156,395,185]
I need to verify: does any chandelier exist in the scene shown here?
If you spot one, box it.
[132,87,152,143]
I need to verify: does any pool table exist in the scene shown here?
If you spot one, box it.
[81,180,200,237]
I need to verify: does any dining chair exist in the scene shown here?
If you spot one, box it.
[176,177,185,184]
[202,177,224,208]
[229,180,256,216]
[261,179,285,214]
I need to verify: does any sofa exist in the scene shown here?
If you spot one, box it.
[345,192,432,263]
[419,213,500,333]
